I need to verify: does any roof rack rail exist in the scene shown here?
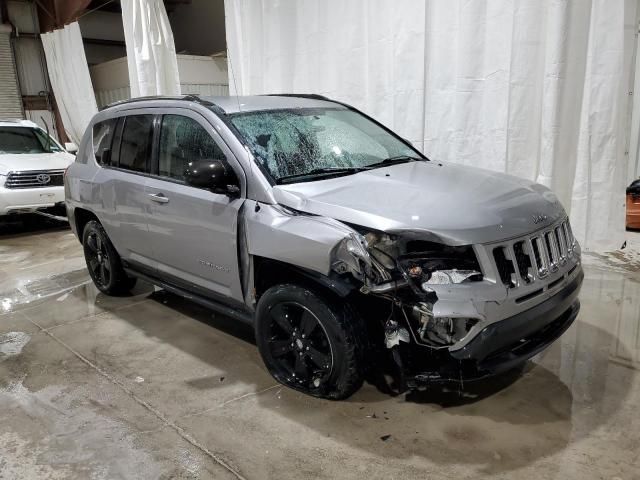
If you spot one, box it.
[181,94,226,115]
[101,95,176,110]
[100,94,222,113]
[181,94,212,105]
[263,93,332,101]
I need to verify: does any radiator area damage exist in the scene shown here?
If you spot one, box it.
[329,227,485,351]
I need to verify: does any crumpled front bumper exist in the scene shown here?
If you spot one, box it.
[450,268,582,370]
[407,268,583,386]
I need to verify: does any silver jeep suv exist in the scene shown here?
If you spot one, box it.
[65,94,583,399]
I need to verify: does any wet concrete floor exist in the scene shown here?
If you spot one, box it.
[1,215,639,479]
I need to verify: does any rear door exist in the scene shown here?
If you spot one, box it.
[144,110,245,302]
[95,113,157,269]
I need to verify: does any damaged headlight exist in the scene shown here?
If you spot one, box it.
[399,251,482,292]
[332,231,397,283]
[331,232,373,280]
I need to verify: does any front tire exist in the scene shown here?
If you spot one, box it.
[255,284,365,400]
[82,220,136,295]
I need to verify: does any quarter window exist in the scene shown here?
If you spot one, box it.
[92,119,116,165]
[118,115,154,173]
[158,114,227,181]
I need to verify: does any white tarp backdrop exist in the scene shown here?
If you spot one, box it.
[225,0,632,252]
[121,0,181,97]
[41,22,98,145]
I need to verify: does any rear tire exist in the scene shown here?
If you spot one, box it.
[255,283,365,400]
[82,220,136,295]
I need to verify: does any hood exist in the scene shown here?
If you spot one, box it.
[0,152,75,176]
[272,161,565,245]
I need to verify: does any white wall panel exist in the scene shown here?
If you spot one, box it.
[225,0,636,252]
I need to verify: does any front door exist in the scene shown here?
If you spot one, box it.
[145,112,245,303]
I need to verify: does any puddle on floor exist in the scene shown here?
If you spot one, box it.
[0,332,31,360]
[0,268,90,314]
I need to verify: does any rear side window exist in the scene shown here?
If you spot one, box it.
[118,115,154,173]
[92,119,116,165]
[158,114,227,181]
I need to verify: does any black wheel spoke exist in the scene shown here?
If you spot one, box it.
[299,310,318,338]
[270,339,293,358]
[99,263,108,285]
[270,304,294,334]
[102,258,110,271]
[294,354,309,380]
[265,301,334,390]
[307,346,330,370]
[86,235,98,253]
[88,258,100,275]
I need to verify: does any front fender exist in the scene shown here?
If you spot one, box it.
[244,200,355,276]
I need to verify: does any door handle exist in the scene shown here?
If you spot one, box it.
[148,193,169,204]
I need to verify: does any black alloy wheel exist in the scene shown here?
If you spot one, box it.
[266,302,334,389]
[85,230,111,289]
[255,284,365,399]
[82,220,136,295]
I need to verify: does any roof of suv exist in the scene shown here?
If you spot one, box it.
[0,119,40,128]
[103,94,346,115]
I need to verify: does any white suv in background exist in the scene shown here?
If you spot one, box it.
[0,119,77,216]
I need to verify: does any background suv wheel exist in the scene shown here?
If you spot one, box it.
[82,220,136,295]
[255,283,365,400]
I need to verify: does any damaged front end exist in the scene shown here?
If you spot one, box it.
[329,224,583,392]
[246,200,582,393]
[330,229,488,389]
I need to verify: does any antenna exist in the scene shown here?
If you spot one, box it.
[226,48,242,113]
[226,47,257,197]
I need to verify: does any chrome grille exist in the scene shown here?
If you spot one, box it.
[491,218,576,288]
[4,170,65,189]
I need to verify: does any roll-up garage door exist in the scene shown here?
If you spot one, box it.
[0,25,24,119]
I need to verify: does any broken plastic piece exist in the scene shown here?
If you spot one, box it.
[422,269,481,287]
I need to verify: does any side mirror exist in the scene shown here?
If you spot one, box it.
[65,142,78,154]
[184,159,240,196]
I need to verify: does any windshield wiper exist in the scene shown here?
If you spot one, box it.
[277,167,365,184]
[364,155,423,170]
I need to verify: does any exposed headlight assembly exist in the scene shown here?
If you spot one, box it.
[331,232,373,281]
[399,252,482,291]
[331,231,395,284]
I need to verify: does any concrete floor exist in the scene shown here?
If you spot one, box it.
[1,216,639,479]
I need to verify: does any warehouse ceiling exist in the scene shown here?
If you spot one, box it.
[85,0,192,14]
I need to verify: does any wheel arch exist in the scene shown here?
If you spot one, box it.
[74,207,100,239]
[252,256,359,303]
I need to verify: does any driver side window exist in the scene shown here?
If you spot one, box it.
[158,114,227,182]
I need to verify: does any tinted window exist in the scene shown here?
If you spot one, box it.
[0,127,50,154]
[158,114,227,181]
[118,115,154,173]
[92,119,116,165]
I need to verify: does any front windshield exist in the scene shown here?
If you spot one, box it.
[229,108,422,183]
[0,127,61,154]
